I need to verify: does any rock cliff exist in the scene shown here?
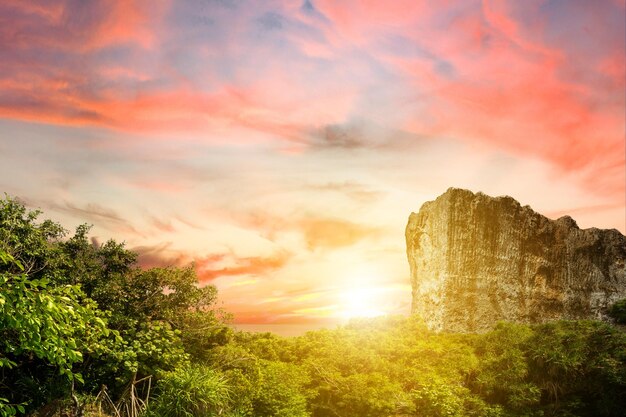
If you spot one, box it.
[406,188,626,332]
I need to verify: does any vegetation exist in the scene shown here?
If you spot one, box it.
[0,196,624,417]
[145,365,230,417]
[608,298,626,324]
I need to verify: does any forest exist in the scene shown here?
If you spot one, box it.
[1,195,625,417]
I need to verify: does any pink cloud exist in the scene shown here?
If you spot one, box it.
[481,0,556,57]
[134,245,291,285]
[194,252,291,282]
[379,0,625,201]
[129,180,187,194]
[598,52,626,87]
[1,0,623,200]
[0,0,167,52]
[312,0,435,46]
[86,0,165,50]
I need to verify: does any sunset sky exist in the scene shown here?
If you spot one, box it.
[0,0,624,324]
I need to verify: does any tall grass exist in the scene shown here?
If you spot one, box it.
[145,366,230,417]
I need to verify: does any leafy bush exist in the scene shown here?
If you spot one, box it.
[0,249,109,414]
[146,366,230,417]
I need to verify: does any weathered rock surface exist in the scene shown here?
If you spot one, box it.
[406,188,626,332]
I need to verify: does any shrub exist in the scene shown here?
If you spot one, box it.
[146,365,230,417]
[608,299,626,324]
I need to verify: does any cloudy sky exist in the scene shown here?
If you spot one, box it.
[0,0,624,324]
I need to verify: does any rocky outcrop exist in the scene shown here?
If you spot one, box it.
[406,188,626,332]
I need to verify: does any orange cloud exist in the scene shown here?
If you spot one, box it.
[598,52,626,88]
[544,202,625,220]
[134,246,290,283]
[307,181,384,204]
[87,0,165,50]
[231,210,383,251]
[194,252,291,283]
[0,0,167,52]
[297,217,381,250]
[129,180,187,194]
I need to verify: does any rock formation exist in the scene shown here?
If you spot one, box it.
[406,188,626,332]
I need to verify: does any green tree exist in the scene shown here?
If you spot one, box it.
[527,320,626,416]
[472,322,541,412]
[208,343,262,416]
[0,196,227,410]
[0,249,109,414]
[0,196,65,278]
[251,360,310,417]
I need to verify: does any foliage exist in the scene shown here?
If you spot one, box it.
[608,298,626,324]
[0,197,66,277]
[208,343,262,415]
[472,322,541,411]
[526,320,626,416]
[0,249,109,415]
[221,316,625,417]
[0,196,225,414]
[145,365,230,417]
[251,360,310,417]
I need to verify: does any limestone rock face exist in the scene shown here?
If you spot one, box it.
[406,188,626,332]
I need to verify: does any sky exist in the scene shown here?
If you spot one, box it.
[0,0,624,325]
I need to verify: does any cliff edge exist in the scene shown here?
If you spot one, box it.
[406,188,626,332]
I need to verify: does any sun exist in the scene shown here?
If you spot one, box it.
[335,265,388,320]
[339,286,385,319]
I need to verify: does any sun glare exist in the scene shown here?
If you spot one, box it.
[338,267,386,319]
[339,287,386,319]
